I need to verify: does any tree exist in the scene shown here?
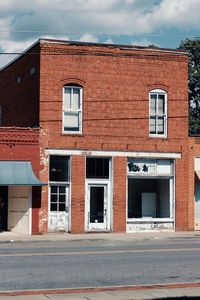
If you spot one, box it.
[178,38,200,135]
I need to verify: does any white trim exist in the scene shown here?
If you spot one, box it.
[127,218,174,222]
[126,160,175,227]
[85,180,111,232]
[149,89,167,138]
[173,160,176,230]
[46,149,181,159]
[48,155,71,232]
[62,85,82,134]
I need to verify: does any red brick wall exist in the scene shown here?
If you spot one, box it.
[39,42,188,148]
[0,127,41,234]
[0,44,40,127]
[113,157,127,232]
[71,155,85,233]
[38,41,190,232]
[175,145,192,230]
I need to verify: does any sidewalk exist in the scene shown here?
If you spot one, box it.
[0,230,200,243]
[2,285,200,300]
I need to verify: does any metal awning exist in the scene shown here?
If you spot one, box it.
[0,161,46,186]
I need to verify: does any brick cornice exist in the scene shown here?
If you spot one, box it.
[0,127,39,145]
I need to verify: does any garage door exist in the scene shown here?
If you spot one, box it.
[8,186,31,234]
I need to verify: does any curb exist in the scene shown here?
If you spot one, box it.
[1,282,200,297]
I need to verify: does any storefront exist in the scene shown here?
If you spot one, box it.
[127,158,175,232]
[0,161,45,234]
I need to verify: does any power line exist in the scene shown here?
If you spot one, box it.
[0,29,199,38]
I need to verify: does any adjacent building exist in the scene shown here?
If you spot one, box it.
[0,39,193,234]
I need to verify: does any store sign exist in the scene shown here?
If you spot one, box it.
[127,159,172,175]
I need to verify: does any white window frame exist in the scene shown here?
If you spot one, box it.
[127,176,174,222]
[62,85,82,134]
[149,89,167,138]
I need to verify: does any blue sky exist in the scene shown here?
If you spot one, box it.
[0,0,200,68]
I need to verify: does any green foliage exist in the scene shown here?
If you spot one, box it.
[178,38,200,135]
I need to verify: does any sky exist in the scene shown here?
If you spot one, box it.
[0,0,200,69]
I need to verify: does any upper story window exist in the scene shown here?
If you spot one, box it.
[149,89,167,137]
[63,85,82,134]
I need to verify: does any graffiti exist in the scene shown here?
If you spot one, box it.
[128,162,149,173]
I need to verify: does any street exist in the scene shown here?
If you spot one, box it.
[0,237,200,292]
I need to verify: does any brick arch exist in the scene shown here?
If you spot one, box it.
[147,84,169,93]
[60,78,86,87]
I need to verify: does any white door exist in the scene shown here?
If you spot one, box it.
[87,184,108,231]
[8,186,31,234]
[49,185,69,232]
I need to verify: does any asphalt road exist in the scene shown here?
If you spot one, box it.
[0,238,200,291]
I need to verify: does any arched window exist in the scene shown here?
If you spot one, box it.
[149,89,167,137]
[63,85,82,133]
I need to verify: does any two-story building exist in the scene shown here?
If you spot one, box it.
[0,39,192,234]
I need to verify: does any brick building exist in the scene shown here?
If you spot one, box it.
[0,38,193,234]
[0,127,44,234]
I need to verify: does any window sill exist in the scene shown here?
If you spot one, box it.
[61,132,84,137]
[127,218,173,223]
[149,134,167,139]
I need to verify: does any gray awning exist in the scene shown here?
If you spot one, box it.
[0,161,46,186]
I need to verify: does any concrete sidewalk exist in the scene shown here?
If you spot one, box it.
[2,285,200,300]
[0,230,200,243]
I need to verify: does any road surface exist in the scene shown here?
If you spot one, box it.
[0,237,200,291]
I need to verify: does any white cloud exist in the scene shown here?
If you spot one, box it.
[79,33,98,43]
[144,0,200,31]
[131,38,152,47]
[0,0,200,68]
[105,38,114,44]
[131,38,160,47]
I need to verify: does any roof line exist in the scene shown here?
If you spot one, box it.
[0,38,188,72]
[40,38,188,55]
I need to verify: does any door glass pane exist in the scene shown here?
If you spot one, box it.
[150,117,156,134]
[59,203,66,211]
[150,94,156,114]
[59,195,66,203]
[73,89,80,110]
[51,186,57,193]
[158,95,165,114]
[158,116,164,134]
[90,186,104,223]
[59,186,66,193]
[51,194,57,203]
[51,203,57,211]
[64,112,79,131]
[64,88,71,110]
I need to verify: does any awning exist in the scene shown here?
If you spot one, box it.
[195,170,200,181]
[0,161,46,186]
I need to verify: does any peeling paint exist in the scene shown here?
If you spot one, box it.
[127,221,174,232]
